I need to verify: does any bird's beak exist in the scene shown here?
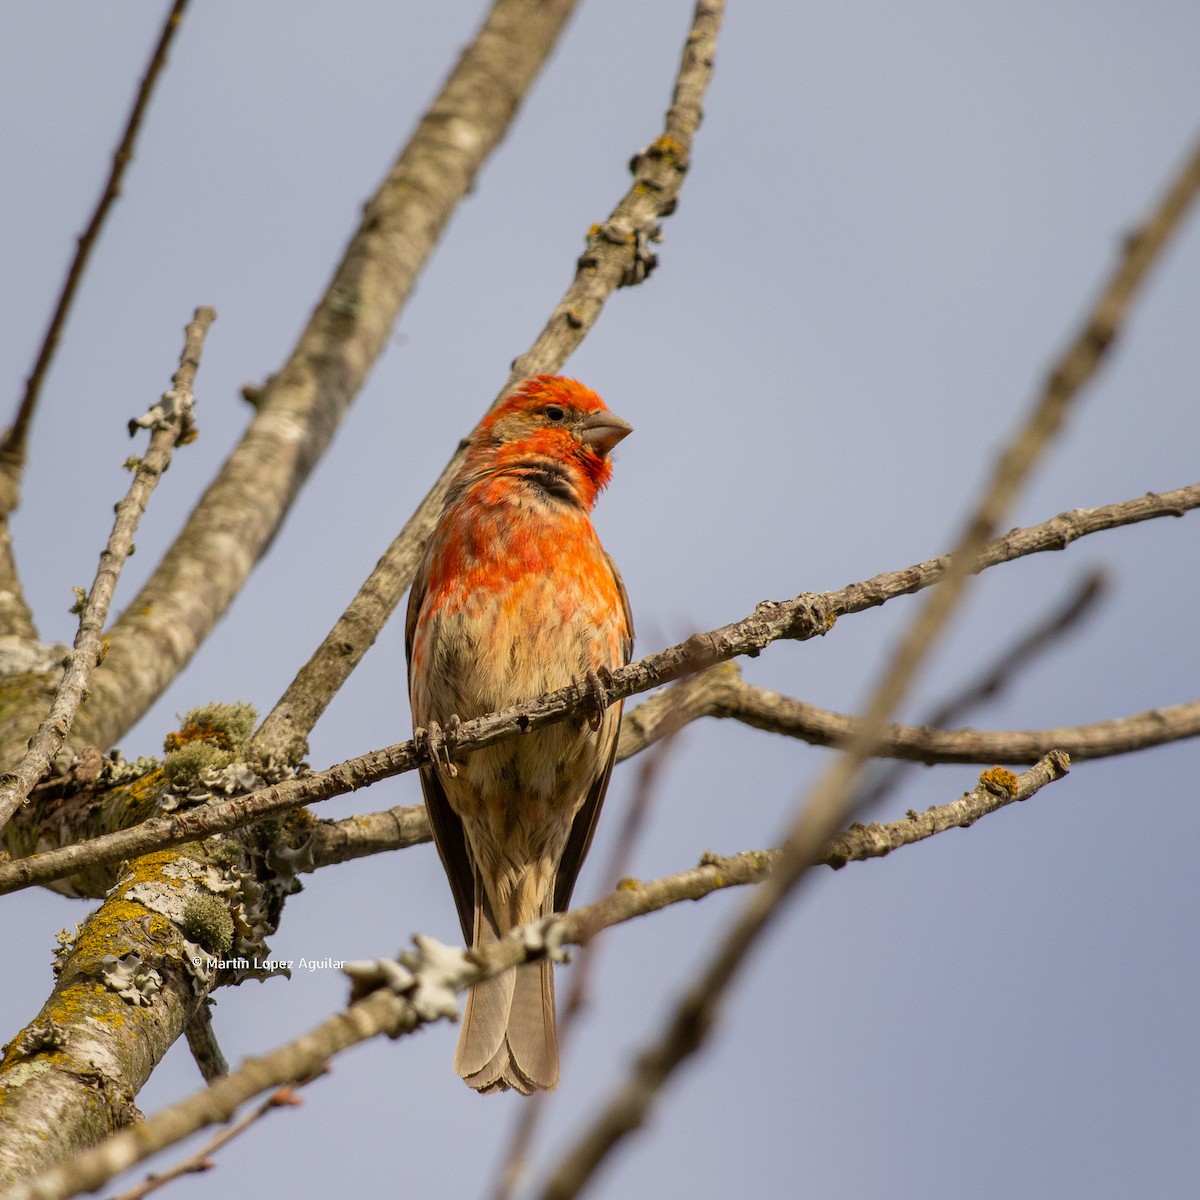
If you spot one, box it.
[579,410,632,455]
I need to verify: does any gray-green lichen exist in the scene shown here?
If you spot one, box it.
[265,830,317,897]
[10,1020,67,1056]
[97,749,162,788]
[173,702,256,752]
[52,923,84,978]
[101,953,163,1006]
[181,939,218,996]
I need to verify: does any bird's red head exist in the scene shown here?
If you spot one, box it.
[472,375,632,507]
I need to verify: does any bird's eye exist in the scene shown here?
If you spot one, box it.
[544,406,565,422]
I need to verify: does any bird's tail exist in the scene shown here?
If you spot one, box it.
[455,872,558,1094]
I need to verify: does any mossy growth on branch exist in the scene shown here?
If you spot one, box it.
[180,894,235,957]
[161,702,257,789]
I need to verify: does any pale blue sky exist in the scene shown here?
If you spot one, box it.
[3,3,1199,1197]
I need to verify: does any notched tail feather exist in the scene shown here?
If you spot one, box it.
[455,869,559,1094]
[457,960,557,1094]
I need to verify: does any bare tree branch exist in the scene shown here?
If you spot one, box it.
[856,569,1104,807]
[252,0,726,764]
[305,801,433,874]
[707,666,1200,763]
[104,1087,302,1200]
[0,848,223,1185]
[70,0,582,755]
[182,1003,227,1084]
[5,755,1069,1200]
[0,0,191,643]
[822,751,1071,867]
[3,477,1198,896]
[534,132,1200,1200]
[0,308,214,832]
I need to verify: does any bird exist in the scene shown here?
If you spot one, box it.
[406,374,633,1094]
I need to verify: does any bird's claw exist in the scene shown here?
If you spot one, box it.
[422,716,461,777]
[581,668,609,732]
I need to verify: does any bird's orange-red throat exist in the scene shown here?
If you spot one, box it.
[406,375,633,1093]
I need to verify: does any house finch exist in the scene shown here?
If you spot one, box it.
[406,374,633,1094]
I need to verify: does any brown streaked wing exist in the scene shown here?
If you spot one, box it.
[406,563,478,944]
[553,552,634,913]
[418,766,477,945]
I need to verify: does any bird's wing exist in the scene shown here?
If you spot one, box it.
[553,552,634,913]
[418,767,477,945]
[406,560,478,945]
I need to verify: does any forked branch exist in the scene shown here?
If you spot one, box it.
[0,308,214,833]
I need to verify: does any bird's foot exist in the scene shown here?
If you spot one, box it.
[421,716,461,777]
[580,667,611,732]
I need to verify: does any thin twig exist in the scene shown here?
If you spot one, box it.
[0,307,214,834]
[822,752,1072,867]
[1,0,190,480]
[102,1087,302,1200]
[6,755,1068,1200]
[3,478,1198,896]
[534,131,1200,1200]
[251,0,725,763]
[0,0,191,642]
[856,569,1104,807]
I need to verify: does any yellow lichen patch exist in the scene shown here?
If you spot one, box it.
[71,890,172,968]
[979,766,1019,797]
[163,722,230,753]
[115,767,168,822]
[48,849,200,1017]
[45,981,129,1037]
[0,1058,54,1086]
[615,877,641,891]
[648,133,685,162]
[1,843,215,1111]
[162,702,257,755]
